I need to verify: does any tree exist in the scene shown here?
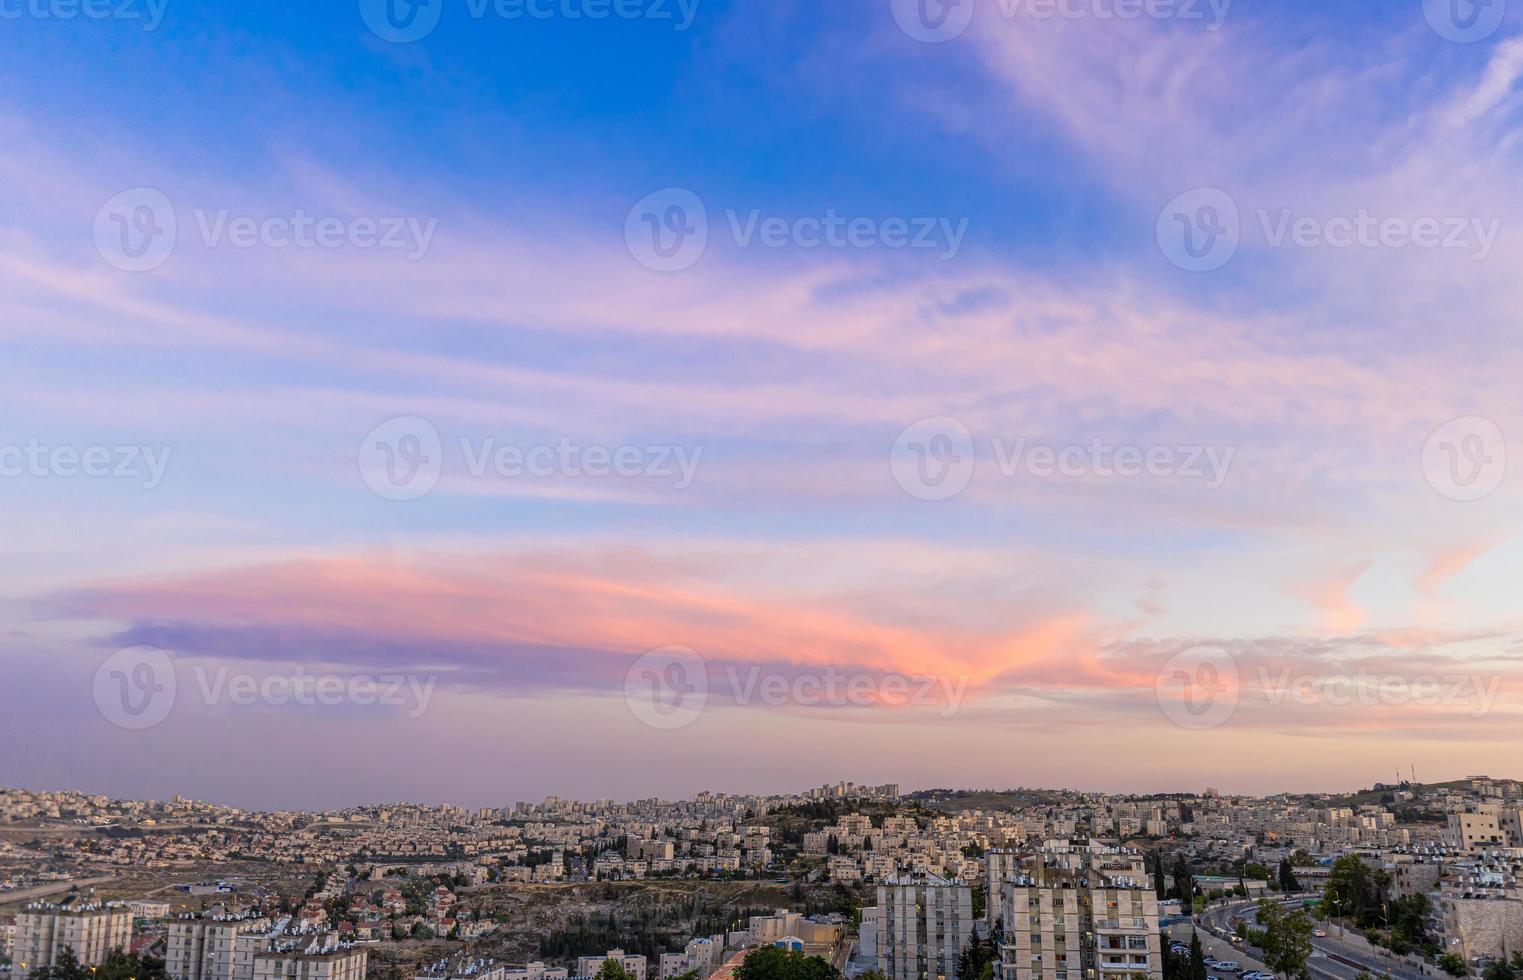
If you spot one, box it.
[1243,899,1314,980]
[1189,931,1208,980]
[1324,856,1388,928]
[1438,954,1468,977]
[29,949,87,980]
[595,961,637,980]
[1154,853,1168,901]
[1173,855,1195,906]
[1278,860,1301,894]
[734,947,841,980]
[96,951,168,980]
[1389,894,1431,951]
[1483,962,1516,980]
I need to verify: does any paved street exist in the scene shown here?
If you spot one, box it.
[1194,899,1435,980]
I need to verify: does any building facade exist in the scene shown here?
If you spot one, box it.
[876,875,975,980]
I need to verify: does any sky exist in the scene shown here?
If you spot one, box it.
[3,0,1523,810]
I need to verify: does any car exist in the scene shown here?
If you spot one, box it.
[1313,930,1327,938]
[1216,962,1240,973]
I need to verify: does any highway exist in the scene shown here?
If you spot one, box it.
[1189,898,1437,980]
[0,875,118,909]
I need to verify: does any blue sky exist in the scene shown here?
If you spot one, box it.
[2,0,1523,808]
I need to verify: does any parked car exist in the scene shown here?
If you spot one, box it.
[1216,962,1240,973]
[1313,930,1328,938]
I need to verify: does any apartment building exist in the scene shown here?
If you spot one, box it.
[575,949,648,980]
[166,915,273,980]
[987,850,1162,980]
[251,947,368,980]
[12,905,134,980]
[876,875,975,980]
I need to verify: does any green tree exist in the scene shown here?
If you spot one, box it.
[1482,962,1516,980]
[96,950,168,980]
[1438,954,1468,977]
[1189,931,1208,980]
[1243,899,1314,980]
[734,947,840,980]
[1324,856,1388,928]
[1173,855,1195,905]
[1278,860,1301,893]
[595,961,637,980]
[29,948,87,980]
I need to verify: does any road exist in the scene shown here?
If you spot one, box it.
[0,875,118,909]
[1194,899,1435,980]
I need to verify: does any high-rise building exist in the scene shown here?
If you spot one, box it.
[876,875,975,980]
[12,905,134,980]
[986,847,1162,980]
[251,947,367,980]
[166,915,273,980]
